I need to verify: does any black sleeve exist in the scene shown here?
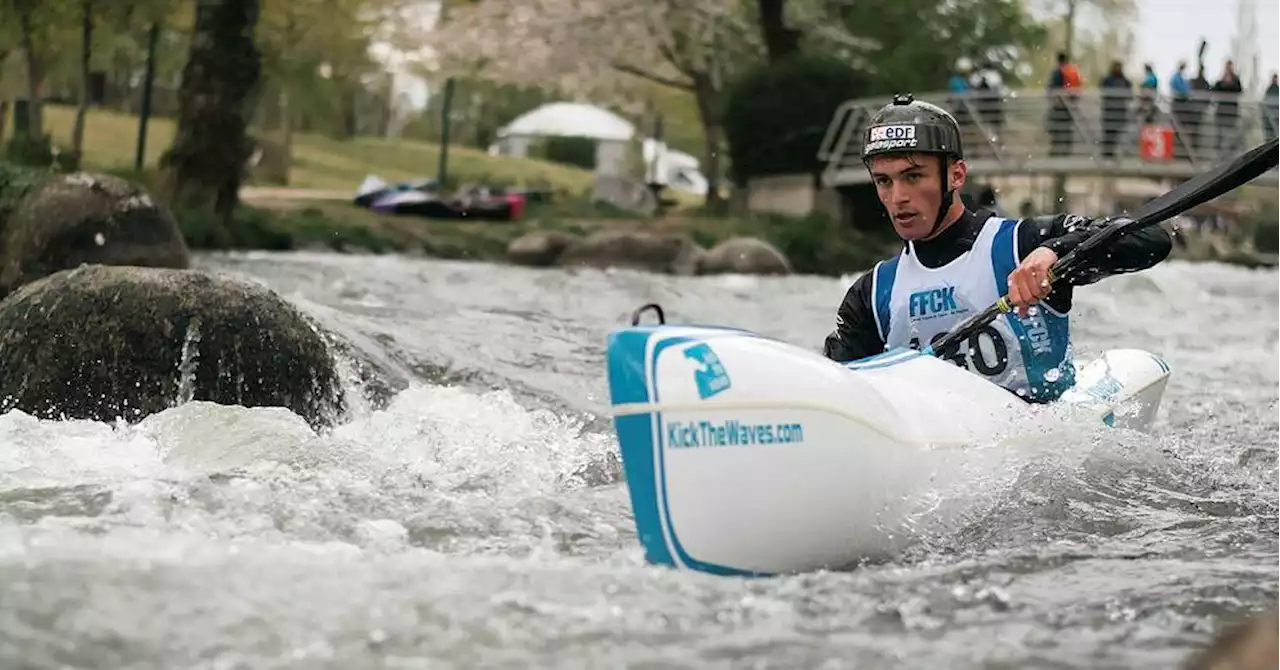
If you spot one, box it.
[822,270,886,362]
[1014,213,1174,313]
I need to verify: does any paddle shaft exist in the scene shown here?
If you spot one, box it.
[926,137,1280,358]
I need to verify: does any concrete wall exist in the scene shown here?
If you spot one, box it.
[745,174,818,217]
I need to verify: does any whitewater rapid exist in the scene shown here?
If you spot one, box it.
[0,252,1274,669]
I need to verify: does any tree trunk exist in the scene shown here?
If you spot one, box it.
[757,0,800,63]
[692,73,724,211]
[161,0,263,224]
[71,0,95,169]
[0,48,8,144]
[17,1,43,138]
[279,86,294,172]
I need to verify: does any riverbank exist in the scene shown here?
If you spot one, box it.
[219,195,1280,274]
[202,196,902,277]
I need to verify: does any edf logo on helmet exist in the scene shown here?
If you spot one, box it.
[864,124,918,153]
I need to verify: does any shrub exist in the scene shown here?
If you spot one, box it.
[721,53,868,186]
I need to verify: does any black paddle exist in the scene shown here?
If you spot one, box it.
[925,136,1280,358]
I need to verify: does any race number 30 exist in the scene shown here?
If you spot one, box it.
[910,326,1009,376]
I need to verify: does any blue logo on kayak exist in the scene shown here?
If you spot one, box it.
[683,342,731,399]
[1084,374,1124,402]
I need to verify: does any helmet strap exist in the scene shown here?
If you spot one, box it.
[928,155,954,239]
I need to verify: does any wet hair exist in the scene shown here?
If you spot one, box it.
[870,152,928,168]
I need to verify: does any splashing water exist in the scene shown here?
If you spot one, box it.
[174,316,201,407]
[0,253,1274,669]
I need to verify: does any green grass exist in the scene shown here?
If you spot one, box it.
[20,105,605,196]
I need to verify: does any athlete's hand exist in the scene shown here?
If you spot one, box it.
[1007,247,1058,317]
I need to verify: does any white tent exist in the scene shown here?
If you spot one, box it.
[498,102,636,142]
[493,103,636,176]
[492,102,707,194]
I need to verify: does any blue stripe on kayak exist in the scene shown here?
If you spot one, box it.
[844,346,922,370]
[607,329,674,569]
[607,326,773,577]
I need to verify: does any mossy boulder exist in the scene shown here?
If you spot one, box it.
[506,230,578,267]
[0,264,347,430]
[556,230,705,275]
[697,236,793,275]
[0,170,190,299]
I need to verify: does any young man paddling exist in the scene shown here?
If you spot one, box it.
[822,93,1173,402]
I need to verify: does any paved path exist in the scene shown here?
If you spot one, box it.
[239,186,350,202]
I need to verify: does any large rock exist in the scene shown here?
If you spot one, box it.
[557,230,704,275]
[506,230,578,267]
[0,264,347,430]
[0,171,190,299]
[697,236,792,275]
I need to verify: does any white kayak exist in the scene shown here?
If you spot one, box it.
[605,317,1171,577]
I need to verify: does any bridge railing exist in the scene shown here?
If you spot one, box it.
[819,88,1280,185]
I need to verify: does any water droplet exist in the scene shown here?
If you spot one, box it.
[94,232,106,246]
[1044,368,1061,383]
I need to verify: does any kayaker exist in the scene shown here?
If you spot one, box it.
[822,93,1173,402]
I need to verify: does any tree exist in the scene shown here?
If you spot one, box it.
[722,53,868,184]
[431,0,768,209]
[0,0,55,138]
[160,0,262,223]
[69,0,94,168]
[832,0,1048,95]
[1025,0,1138,83]
[757,0,800,63]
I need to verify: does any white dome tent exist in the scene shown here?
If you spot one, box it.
[500,102,636,141]
[492,103,636,177]
[491,102,707,195]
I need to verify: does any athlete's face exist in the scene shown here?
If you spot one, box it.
[869,153,966,240]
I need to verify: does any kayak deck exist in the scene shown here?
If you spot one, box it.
[606,325,1171,576]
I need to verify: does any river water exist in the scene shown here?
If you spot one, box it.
[0,251,1275,669]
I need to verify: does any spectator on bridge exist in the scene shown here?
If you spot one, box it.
[1212,61,1243,157]
[1138,63,1159,124]
[948,61,971,95]
[1170,61,1195,159]
[1100,61,1133,158]
[1189,64,1212,157]
[1263,73,1279,141]
[1047,52,1083,156]
[970,62,1007,149]
[947,58,973,136]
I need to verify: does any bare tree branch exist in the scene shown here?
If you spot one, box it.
[611,62,695,91]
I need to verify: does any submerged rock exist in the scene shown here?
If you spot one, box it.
[0,264,346,430]
[506,230,577,267]
[697,236,792,275]
[557,230,704,275]
[0,171,190,300]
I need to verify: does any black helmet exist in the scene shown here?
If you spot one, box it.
[861,93,964,162]
[862,93,966,240]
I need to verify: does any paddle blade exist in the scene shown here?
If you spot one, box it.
[1063,136,1279,266]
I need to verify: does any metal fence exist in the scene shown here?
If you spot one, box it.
[819,88,1280,186]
